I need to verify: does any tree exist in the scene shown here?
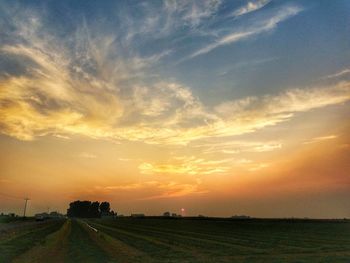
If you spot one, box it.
[67,200,114,218]
[100,202,111,214]
[90,201,101,218]
[67,200,100,218]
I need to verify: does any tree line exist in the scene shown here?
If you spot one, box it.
[67,200,115,218]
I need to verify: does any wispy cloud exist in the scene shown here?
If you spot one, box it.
[137,153,274,175]
[248,163,270,172]
[218,57,277,76]
[232,0,271,17]
[186,5,302,59]
[120,0,222,43]
[323,68,350,79]
[97,180,207,199]
[0,4,349,148]
[303,135,338,144]
[214,82,350,126]
[178,0,222,27]
[194,140,282,154]
[78,152,97,159]
[139,156,234,175]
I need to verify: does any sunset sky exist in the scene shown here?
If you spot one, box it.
[0,0,349,218]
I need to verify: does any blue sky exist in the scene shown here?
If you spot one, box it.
[1,0,349,103]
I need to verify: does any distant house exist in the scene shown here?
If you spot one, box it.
[231,215,251,219]
[35,212,49,221]
[163,212,181,217]
[163,212,170,217]
[0,213,16,218]
[131,213,145,218]
[35,211,64,221]
[101,211,116,218]
[49,211,64,218]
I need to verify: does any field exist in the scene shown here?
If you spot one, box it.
[0,217,349,262]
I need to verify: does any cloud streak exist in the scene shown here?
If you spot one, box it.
[323,68,350,79]
[232,0,271,17]
[139,156,234,175]
[303,135,338,145]
[187,5,302,59]
[194,140,282,154]
[96,180,207,199]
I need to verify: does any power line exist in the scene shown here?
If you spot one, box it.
[23,198,30,217]
[0,192,31,217]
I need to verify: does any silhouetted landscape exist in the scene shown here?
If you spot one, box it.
[0,200,350,262]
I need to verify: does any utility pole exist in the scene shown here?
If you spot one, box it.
[23,198,30,218]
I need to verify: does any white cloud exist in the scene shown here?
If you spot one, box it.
[182,0,222,27]
[78,152,97,159]
[120,0,222,44]
[323,68,350,79]
[187,5,302,59]
[303,135,338,144]
[215,82,350,121]
[164,0,222,27]
[232,0,271,17]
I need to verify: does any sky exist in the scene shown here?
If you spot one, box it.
[0,0,349,218]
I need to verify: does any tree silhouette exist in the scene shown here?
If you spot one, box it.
[100,202,111,214]
[67,200,112,218]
